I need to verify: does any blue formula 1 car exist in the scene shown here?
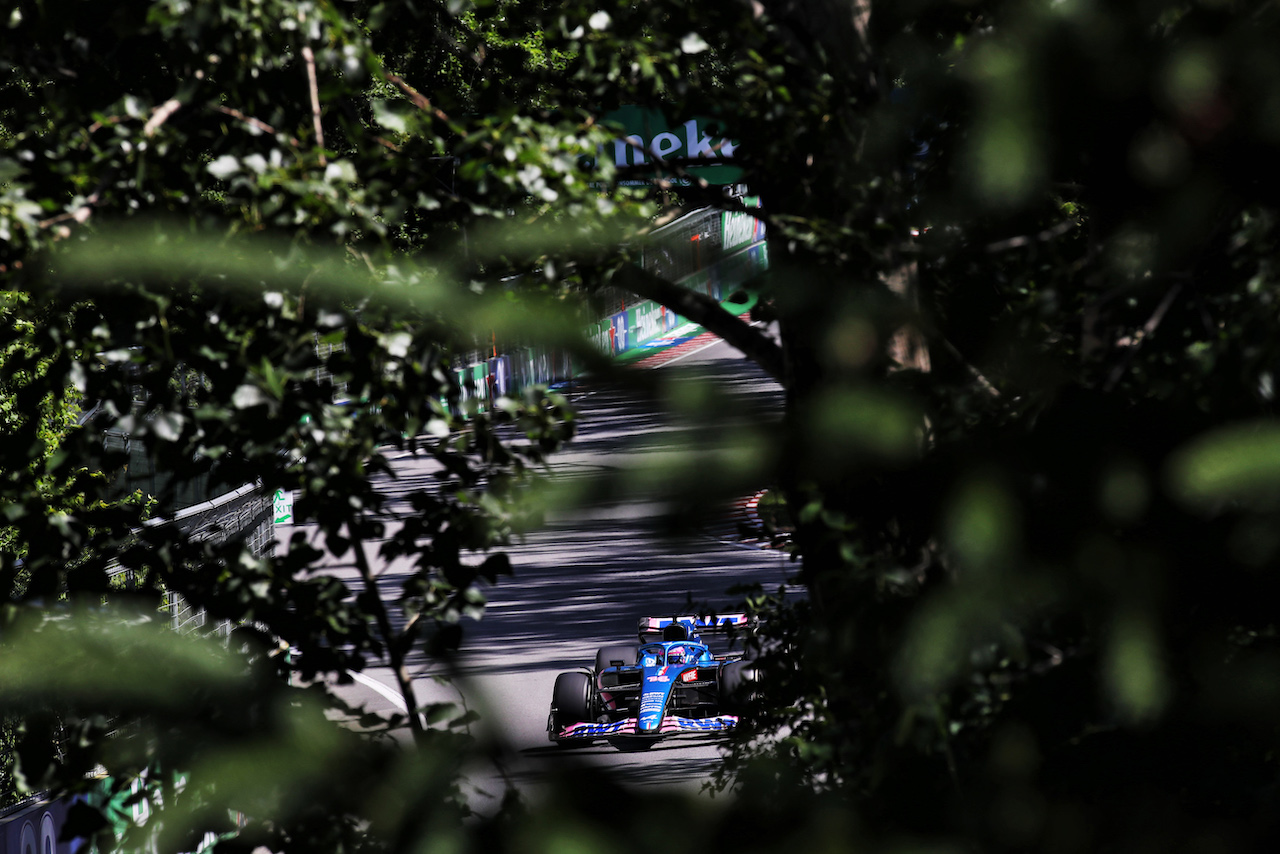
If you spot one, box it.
[547,614,758,748]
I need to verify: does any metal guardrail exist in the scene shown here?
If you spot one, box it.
[162,484,272,637]
[107,482,273,638]
[593,206,726,316]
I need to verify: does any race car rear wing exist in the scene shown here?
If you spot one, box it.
[637,614,753,643]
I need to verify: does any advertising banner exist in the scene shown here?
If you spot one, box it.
[632,301,676,347]
[601,106,742,185]
[722,209,766,251]
[610,311,630,352]
[587,319,614,355]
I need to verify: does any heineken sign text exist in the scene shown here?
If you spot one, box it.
[603,106,742,185]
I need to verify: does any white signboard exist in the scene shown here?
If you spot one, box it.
[273,488,294,524]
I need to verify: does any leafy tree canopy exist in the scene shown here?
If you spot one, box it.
[3,0,1280,852]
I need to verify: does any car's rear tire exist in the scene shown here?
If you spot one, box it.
[594,645,637,674]
[720,660,759,711]
[552,671,593,732]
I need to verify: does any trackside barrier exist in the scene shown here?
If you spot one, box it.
[453,348,577,409]
[25,481,269,852]
[0,796,75,854]
[105,482,273,637]
[452,203,768,397]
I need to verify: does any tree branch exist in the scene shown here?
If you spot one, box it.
[612,264,785,383]
[984,218,1078,254]
[1103,282,1183,392]
[349,524,427,744]
[301,45,326,165]
[214,105,301,147]
[143,98,182,138]
[385,73,451,123]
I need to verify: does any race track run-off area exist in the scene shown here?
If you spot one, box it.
[280,334,791,809]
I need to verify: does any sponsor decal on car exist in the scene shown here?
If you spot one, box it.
[681,669,698,683]
[558,715,739,740]
[638,692,666,730]
[639,696,665,714]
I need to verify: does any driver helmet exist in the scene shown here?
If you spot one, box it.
[667,646,686,664]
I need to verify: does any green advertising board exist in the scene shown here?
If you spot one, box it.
[601,106,742,185]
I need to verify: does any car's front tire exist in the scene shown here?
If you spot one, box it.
[551,671,594,738]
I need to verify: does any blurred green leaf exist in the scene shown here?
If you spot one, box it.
[0,609,246,712]
[807,386,922,467]
[1166,420,1280,509]
[944,473,1020,574]
[1103,610,1171,725]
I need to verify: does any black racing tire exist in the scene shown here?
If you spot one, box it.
[594,645,637,674]
[552,671,593,731]
[719,660,759,711]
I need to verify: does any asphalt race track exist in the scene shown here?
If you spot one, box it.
[280,335,791,811]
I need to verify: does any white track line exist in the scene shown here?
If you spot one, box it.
[349,670,428,727]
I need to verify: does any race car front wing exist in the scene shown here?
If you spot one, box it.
[556,714,739,740]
